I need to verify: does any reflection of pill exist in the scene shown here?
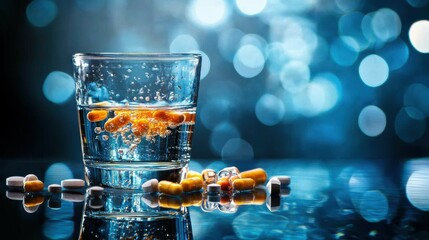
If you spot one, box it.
[6,176,24,189]
[181,177,203,193]
[186,170,203,181]
[24,180,44,192]
[6,191,25,201]
[266,195,281,212]
[23,174,38,184]
[142,179,159,193]
[142,194,159,208]
[252,188,267,205]
[182,192,202,207]
[233,192,255,205]
[88,198,104,209]
[88,186,104,197]
[232,178,255,191]
[158,180,183,196]
[208,194,221,203]
[61,179,85,189]
[272,176,291,187]
[280,187,291,196]
[23,204,39,213]
[62,192,85,202]
[48,198,61,209]
[48,184,62,194]
[266,178,281,196]
[87,110,108,122]
[158,194,182,209]
[207,183,221,194]
[24,194,45,207]
[104,112,131,132]
[239,168,267,185]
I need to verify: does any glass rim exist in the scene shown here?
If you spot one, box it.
[73,52,201,61]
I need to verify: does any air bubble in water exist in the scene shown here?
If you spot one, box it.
[127,69,132,73]
[102,135,109,141]
[145,96,150,101]
[94,127,103,134]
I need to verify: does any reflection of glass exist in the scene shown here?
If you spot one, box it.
[79,188,193,240]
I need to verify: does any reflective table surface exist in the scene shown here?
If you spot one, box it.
[2,158,429,240]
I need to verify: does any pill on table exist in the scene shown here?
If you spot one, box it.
[239,168,267,185]
[218,166,240,179]
[62,192,85,202]
[48,184,62,194]
[158,194,182,210]
[232,178,256,191]
[24,194,44,207]
[6,176,24,189]
[23,174,38,184]
[207,183,221,195]
[201,169,218,186]
[88,186,104,197]
[180,177,203,193]
[266,177,281,196]
[6,191,25,201]
[266,195,281,212]
[142,179,159,193]
[158,180,183,196]
[24,180,44,192]
[61,179,85,189]
[272,175,291,187]
[186,170,203,181]
[216,177,232,192]
[87,109,108,122]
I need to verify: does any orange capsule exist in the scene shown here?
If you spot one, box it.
[232,178,255,191]
[217,177,232,192]
[131,119,150,137]
[87,110,108,122]
[104,112,131,132]
[186,170,203,181]
[133,110,154,119]
[228,175,241,184]
[24,180,44,192]
[238,168,267,185]
[158,194,182,209]
[158,180,183,196]
[180,177,203,193]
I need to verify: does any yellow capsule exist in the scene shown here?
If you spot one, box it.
[158,180,183,196]
[158,194,182,210]
[232,178,255,191]
[24,180,44,192]
[238,168,267,185]
[104,112,131,132]
[131,119,150,137]
[180,177,203,193]
[23,194,44,207]
[186,170,203,181]
[182,192,202,207]
[87,110,108,122]
[233,192,255,205]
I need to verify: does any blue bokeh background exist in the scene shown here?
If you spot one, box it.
[3,0,429,161]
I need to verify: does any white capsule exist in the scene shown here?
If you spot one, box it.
[207,183,221,195]
[62,192,85,202]
[142,179,159,193]
[61,179,85,189]
[6,176,24,189]
[266,177,281,196]
[272,175,291,187]
[48,184,62,194]
[6,190,25,201]
[23,174,38,184]
[88,186,104,197]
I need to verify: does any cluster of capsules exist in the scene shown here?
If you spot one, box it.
[140,167,291,212]
[5,173,87,213]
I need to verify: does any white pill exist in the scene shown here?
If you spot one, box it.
[23,174,38,184]
[207,183,221,194]
[62,192,85,202]
[266,178,281,196]
[88,186,104,197]
[48,184,62,194]
[61,179,85,189]
[142,179,159,193]
[6,176,24,189]
[266,195,280,212]
[6,191,25,201]
[272,176,291,187]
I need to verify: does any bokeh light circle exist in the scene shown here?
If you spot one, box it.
[409,20,429,53]
[187,0,230,28]
[43,71,75,104]
[358,105,387,137]
[235,0,267,16]
[359,54,389,87]
[395,108,426,143]
[255,94,285,126]
[26,0,58,27]
[221,138,254,161]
